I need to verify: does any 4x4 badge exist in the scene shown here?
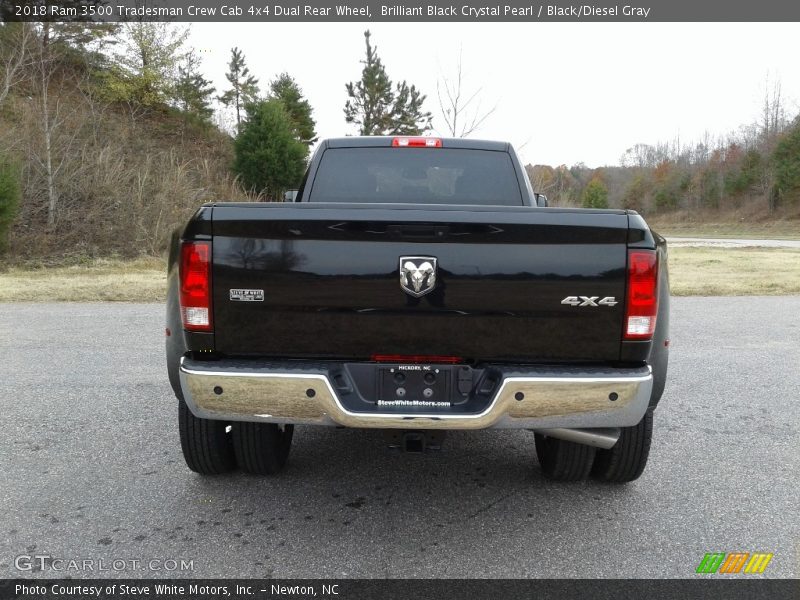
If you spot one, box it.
[561,296,618,307]
[400,256,438,298]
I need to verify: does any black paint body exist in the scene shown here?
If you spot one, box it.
[166,137,670,408]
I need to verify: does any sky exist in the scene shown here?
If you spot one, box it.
[188,22,800,167]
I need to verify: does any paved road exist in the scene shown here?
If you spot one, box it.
[1,300,798,579]
[666,237,800,248]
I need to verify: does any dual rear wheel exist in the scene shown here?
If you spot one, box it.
[534,411,654,483]
[178,401,293,475]
[179,399,653,483]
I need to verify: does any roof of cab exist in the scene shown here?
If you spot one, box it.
[324,136,510,152]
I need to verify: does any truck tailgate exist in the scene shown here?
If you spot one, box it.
[210,204,628,363]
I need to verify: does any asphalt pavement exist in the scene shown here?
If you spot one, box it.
[0,299,798,578]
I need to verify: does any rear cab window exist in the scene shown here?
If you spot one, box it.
[308,147,524,206]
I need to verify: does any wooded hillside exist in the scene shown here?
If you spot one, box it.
[1,22,798,263]
[526,86,800,222]
[0,22,251,259]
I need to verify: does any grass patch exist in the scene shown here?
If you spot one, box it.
[646,207,800,239]
[1,248,799,301]
[648,219,800,240]
[669,247,800,296]
[0,257,167,302]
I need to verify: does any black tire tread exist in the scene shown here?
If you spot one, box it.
[178,401,236,475]
[232,422,294,475]
[591,410,653,483]
[535,434,596,481]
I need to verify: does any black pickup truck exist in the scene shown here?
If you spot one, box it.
[166,136,669,483]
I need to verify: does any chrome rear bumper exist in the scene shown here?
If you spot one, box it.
[179,358,652,435]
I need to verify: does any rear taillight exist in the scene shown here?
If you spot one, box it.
[180,241,212,332]
[392,137,442,148]
[624,250,658,340]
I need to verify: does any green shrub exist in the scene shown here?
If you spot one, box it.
[699,169,721,209]
[653,186,679,211]
[581,178,609,209]
[0,156,21,252]
[724,149,764,197]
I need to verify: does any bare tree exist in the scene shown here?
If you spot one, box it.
[436,49,497,138]
[0,23,33,108]
[38,23,58,227]
[762,74,787,145]
[621,143,658,169]
[32,24,83,228]
[526,164,555,197]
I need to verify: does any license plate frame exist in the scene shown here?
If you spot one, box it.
[377,364,452,404]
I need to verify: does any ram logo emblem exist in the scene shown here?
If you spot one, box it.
[400,256,438,298]
[561,296,618,307]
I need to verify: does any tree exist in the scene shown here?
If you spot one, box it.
[526,164,556,197]
[34,23,64,227]
[436,48,496,137]
[622,174,651,212]
[771,122,800,206]
[581,178,609,209]
[0,0,116,40]
[761,75,787,147]
[26,20,111,228]
[104,23,189,108]
[621,143,657,168]
[219,47,259,128]
[0,155,21,252]
[344,30,431,136]
[696,167,721,209]
[723,148,764,198]
[4,21,104,229]
[233,99,308,198]
[175,51,215,123]
[270,72,317,145]
[0,23,33,108]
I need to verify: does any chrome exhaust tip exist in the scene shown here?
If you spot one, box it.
[534,427,620,449]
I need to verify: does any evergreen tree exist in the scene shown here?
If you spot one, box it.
[388,80,430,135]
[581,178,609,209]
[344,30,431,136]
[772,122,800,205]
[233,99,308,198]
[175,51,215,123]
[270,72,317,145]
[219,47,259,128]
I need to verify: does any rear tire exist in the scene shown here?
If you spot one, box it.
[591,411,653,483]
[178,401,236,475]
[232,422,294,475]
[534,433,596,481]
